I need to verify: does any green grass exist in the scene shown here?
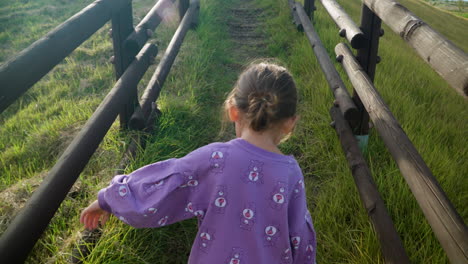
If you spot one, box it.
[0,0,466,263]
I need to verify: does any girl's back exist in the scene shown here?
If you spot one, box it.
[185,138,315,263]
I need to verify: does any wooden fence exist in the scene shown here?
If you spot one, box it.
[291,0,468,263]
[0,0,200,262]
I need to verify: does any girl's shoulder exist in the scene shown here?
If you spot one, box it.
[193,138,301,171]
[227,138,297,164]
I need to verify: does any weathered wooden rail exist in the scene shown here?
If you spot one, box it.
[0,0,130,114]
[0,0,199,262]
[130,1,199,129]
[125,0,177,56]
[363,0,468,98]
[291,0,468,263]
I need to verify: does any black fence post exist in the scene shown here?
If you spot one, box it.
[178,0,189,20]
[304,0,316,21]
[352,5,382,136]
[111,3,136,129]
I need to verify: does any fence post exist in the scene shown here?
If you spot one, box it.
[304,0,316,20]
[352,5,382,139]
[178,0,189,20]
[111,3,136,129]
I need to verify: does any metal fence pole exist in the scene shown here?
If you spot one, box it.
[111,3,136,129]
[352,5,382,136]
[304,0,316,20]
[178,0,189,20]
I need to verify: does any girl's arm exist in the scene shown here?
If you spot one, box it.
[82,145,214,229]
[288,176,317,264]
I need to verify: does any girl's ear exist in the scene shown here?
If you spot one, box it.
[228,105,240,122]
[282,115,299,134]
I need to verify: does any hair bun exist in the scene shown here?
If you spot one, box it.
[247,92,279,132]
[224,62,297,132]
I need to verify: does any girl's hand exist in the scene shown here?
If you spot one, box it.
[80,200,110,230]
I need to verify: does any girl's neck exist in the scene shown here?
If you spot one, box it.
[239,129,283,155]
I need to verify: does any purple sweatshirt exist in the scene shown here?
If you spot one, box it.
[98,138,316,264]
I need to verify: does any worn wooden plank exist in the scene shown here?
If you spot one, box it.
[330,105,410,264]
[0,44,158,264]
[319,0,365,48]
[129,0,200,130]
[362,0,468,98]
[0,0,131,114]
[335,42,468,263]
[295,3,359,126]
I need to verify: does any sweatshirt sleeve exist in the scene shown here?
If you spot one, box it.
[288,175,317,264]
[98,145,213,228]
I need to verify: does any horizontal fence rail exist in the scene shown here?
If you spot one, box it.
[0,0,132,114]
[335,42,468,263]
[294,3,358,125]
[330,105,410,264]
[124,0,177,56]
[362,0,468,98]
[0,44,158,263]
[319,0,365,49]
[130,0,200,129]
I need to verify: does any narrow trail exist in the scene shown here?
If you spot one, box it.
[227,0,268,66]
[216,0,269,143]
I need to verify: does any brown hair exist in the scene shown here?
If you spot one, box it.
[225,62,297,132]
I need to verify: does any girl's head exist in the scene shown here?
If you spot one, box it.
[225,62,298,139]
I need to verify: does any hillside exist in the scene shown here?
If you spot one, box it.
[418,0,468,18]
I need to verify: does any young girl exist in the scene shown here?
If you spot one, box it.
[81,62,317,263]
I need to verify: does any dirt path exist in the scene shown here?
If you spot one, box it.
[227,0,267,66]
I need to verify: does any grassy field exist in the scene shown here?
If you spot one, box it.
[0,0,467,263]
[420,0,468,18]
